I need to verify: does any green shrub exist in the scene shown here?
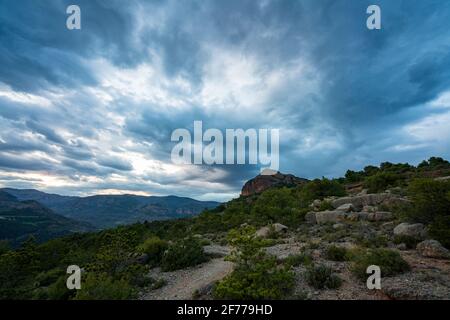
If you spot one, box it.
[428,216,450,248]
[250,188,303,226]
[393,235,420,249]
[351,248,410,280]
[284,253,313,267]
[0,241,10,256]
[406,179,450,248]
[299,178,346,204]
[325,245,349,261]
[214,252,294,300]
[318,201,334,211]
[74,272,136,300]
[364,172,403,193]
[213,226,294,299]
[161,237,208,272]
[138,236,168,266]
[354,234,389,248]
[305,265,342,289]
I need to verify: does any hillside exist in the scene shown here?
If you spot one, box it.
[0,156,449,300]
[0,191,94,247]
[1,189,220,228]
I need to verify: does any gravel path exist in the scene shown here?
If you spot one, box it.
[142,258,234,300]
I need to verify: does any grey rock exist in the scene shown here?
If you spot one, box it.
[203,245,231,257]
[256,223,288,238]
[305,211,317,224]
[367,211,393,222]
[331,193,393,210]
[336,203,355,212]
[315,211,346,224]
[393,223,427,239]
[416,240,450,259]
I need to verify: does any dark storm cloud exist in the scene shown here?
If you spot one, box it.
[0,0,450,200]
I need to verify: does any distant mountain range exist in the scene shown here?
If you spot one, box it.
[1,188,220,229]
[0,190,94,247]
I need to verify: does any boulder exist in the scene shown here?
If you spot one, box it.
[203,245,231,257]
[367,211,393,222]
[393,223,427,239]
[256,223,288,238]
[333,223,346,230]
[336,203,355,212]
[331,193,401,210]
[315,211,346,224]
[255,226,270,238]
[305,212,317,224]
[416,240,450,259]
[273,223,288,233]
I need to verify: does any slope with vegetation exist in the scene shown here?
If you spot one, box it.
[0,157,449,300]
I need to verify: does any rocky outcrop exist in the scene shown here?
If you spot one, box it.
[330,193,408,210]
[315,211,346,224]
[393,223,427,239]
[416,240,450,259]
[256,223,288,238]
[367,211,393,222]
[241,172,308,196]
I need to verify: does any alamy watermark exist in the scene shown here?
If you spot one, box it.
[66,265,81,290]
[171,121,279,174]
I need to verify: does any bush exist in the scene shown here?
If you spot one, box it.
[351,249,410,280]
[74,273,136,300]
[299,178,346,204]
[393,235,420,249]
[428,216,450,248]
[250,188,303,226]
[406,179,450,248]
[161,237,208,272]
[305,265,342,289]
[137,236,168,266]
[214,252,294,300]
[284,253,312,267]
[213,226,295,299]
[325,245,349,261]
[0,241,10,256]
[364,172,403,193]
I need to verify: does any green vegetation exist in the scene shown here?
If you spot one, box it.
[342,157,450,191]
[325,245,349,261]
[213,227,295,299]
[351,248,410,280]
[161,237,208,272]
[283,253,313,267]
[393,235,420,249]
[0,240,10,256]
[298,178,346,203]
[74,273,136,300]
[405,179,450,248]
[364,172,405,193]
[305,265,342,289]
[137,236,168,267]
[1,156,449,299]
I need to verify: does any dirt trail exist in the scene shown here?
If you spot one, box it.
[142,258,233,300]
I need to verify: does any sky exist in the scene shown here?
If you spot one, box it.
[0,0,449,202]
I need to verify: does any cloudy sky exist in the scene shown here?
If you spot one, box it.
[0,0,449,202]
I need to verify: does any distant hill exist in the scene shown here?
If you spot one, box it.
[0,190,94,247]
[1,188,220,229]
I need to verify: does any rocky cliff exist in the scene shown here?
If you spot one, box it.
[241,172,308,196]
